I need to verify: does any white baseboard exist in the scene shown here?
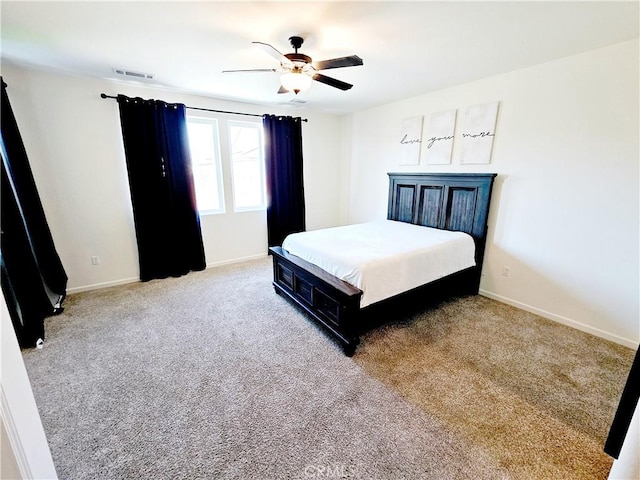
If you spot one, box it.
[66,254,269,294]
[60,264,640,350]
[67,276,139,294]
[205,253,267,269]
[479,289,639,349]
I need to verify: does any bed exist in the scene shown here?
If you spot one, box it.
[269,172,497,356]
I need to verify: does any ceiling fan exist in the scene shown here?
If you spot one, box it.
[222,36,363,94]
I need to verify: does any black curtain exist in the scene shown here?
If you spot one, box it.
[263,115,306,247]
[117,95,205,281]
[605,347,640,458]
[1,79,67,347]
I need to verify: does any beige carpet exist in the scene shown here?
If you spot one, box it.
[355,295,631,479]
[22,257,634,479]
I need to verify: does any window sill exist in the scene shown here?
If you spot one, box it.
[233,207,266,214]
[198,210,225,216]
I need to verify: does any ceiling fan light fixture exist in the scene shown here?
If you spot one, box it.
[225,37,362,94]
[280,71,312,94]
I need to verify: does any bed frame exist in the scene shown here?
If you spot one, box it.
[269,172,497,356]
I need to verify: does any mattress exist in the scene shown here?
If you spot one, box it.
[282,220,476,307]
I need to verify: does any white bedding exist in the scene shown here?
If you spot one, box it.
[282,220,476,307]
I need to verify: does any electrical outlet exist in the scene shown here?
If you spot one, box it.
[501,266,510,277]
[91,256,101,266]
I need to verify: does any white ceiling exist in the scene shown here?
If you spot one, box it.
[2,1,638,115]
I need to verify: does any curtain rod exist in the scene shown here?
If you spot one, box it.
[100,94,307,122]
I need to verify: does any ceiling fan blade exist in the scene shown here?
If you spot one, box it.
[222,68,277,73]
[252,41,292,67]
[313,55,363,71]
[312,73,353,91]
[277,85,289,94]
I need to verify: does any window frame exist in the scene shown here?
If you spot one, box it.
[186,116,226,215]
[227,120,266,213]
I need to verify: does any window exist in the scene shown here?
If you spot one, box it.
[228,121,265,211]
[186,117,265,214]
[186,117,224,214]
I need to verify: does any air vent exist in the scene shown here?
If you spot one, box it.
[113,68,154,80]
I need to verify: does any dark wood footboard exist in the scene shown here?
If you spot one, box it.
[270,246,363,356]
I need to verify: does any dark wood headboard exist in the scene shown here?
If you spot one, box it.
[387,172,497,266]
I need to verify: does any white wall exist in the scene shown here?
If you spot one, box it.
[342,40,639,347]
[3,40,638,347]
[0,64,343,291]
[1,297,58,479]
